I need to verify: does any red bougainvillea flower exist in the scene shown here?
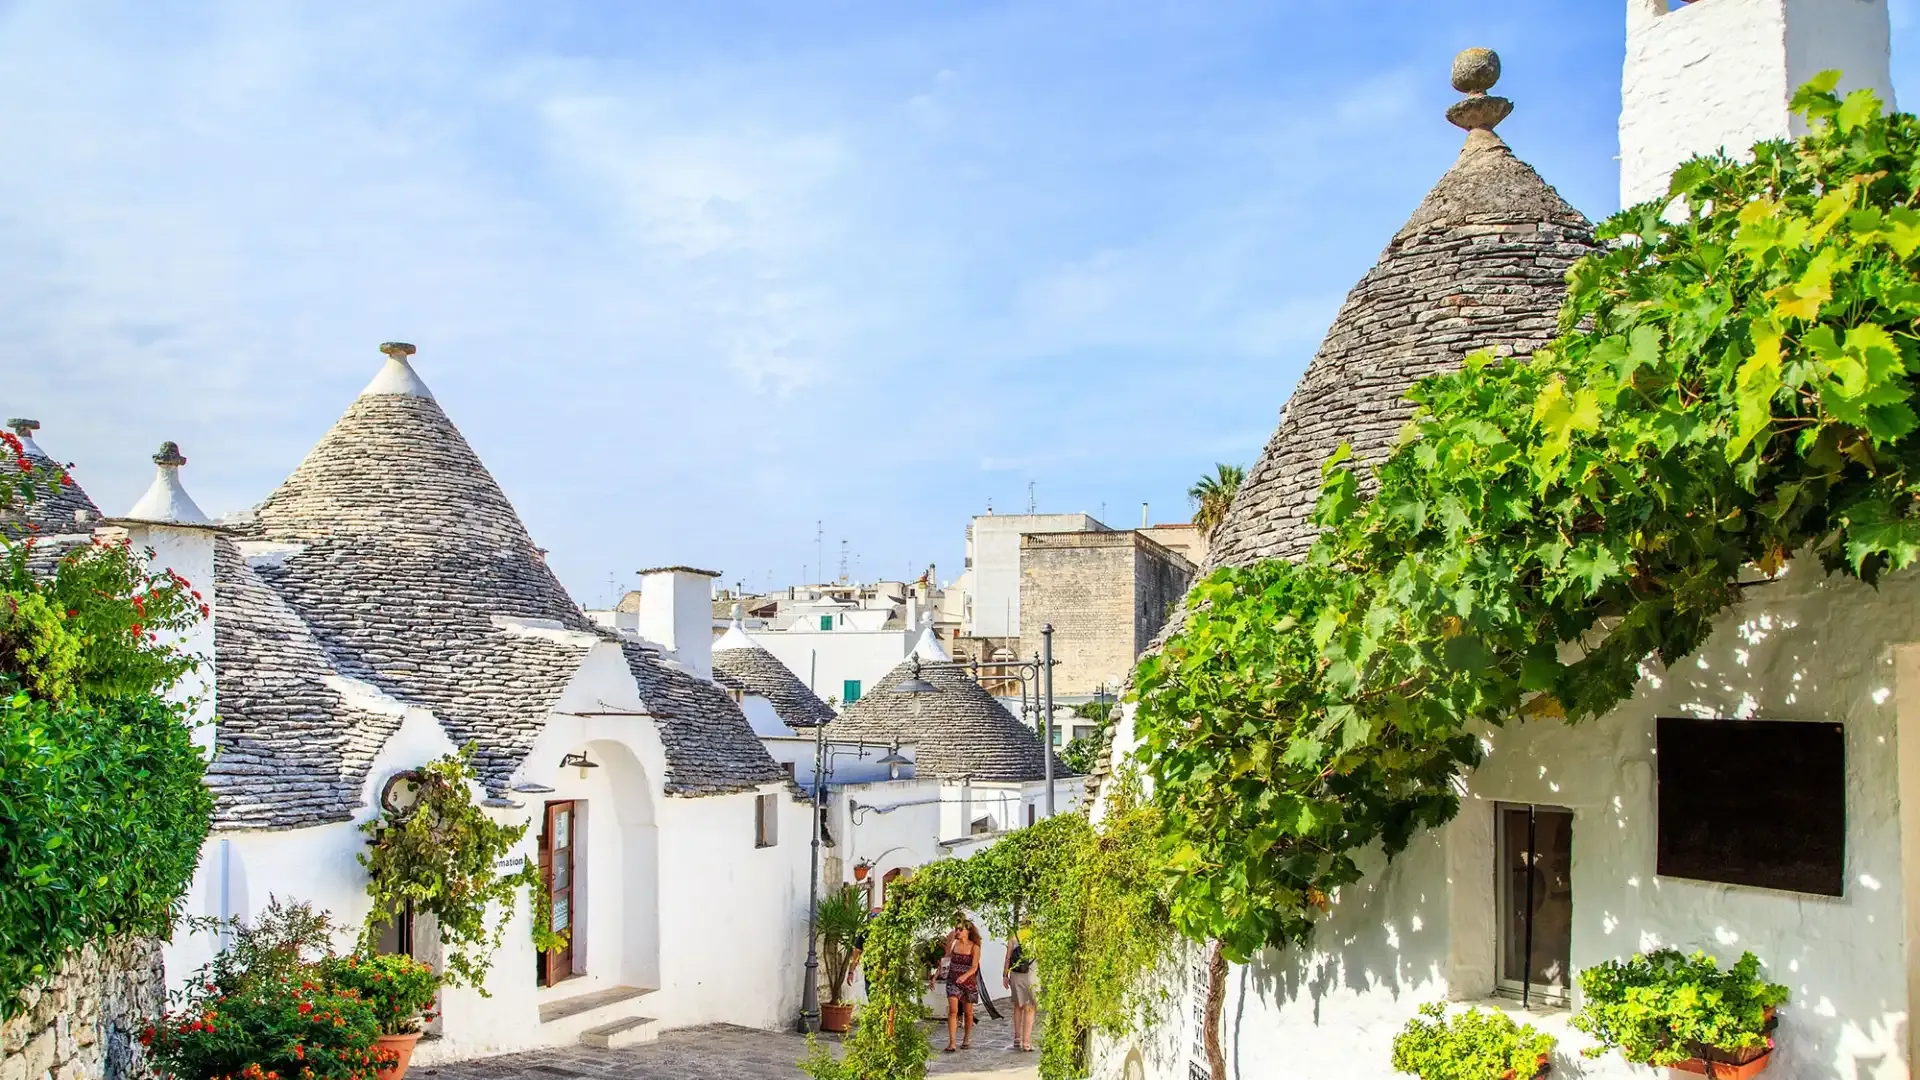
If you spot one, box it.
[297,1002,314,1016]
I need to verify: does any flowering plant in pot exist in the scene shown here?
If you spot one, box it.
[1391,1002,1557,1080]
[816,885,867,1032]
[1572,949,1787,1078]
[143,973,387,1080]
[322,954,440,1079]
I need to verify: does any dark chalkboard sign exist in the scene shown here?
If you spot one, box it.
[1656,717,1845,896]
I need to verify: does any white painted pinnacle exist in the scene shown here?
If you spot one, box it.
[361,341,435,399]
[125,442,212,526]
[713,619,758,653]
[910,624,950,663]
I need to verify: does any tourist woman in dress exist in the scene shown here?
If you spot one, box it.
[933,911,980,1051]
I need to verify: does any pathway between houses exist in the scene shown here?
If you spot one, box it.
[420,1007,1041,1080]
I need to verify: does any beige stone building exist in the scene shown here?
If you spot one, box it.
[1017,529,1193,697]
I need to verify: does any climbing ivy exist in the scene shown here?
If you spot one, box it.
[1133,74,1920,960]
[359,746,565,990]
[801,776,1170,1080]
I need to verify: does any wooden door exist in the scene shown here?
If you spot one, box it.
[538,800,576,986]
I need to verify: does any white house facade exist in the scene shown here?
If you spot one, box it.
[1093,3,1919,1078]
[38,345,817,1062]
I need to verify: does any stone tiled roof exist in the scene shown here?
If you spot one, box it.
[1206,129,1594,569]
[206,538,403,829]
[232,385,598,796]
[1,424,101,541]
[828,657,1064,782]
[712,643,837,729]
[1088,125,1596,803]
[620,639,788,795]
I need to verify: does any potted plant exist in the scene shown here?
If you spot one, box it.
[324,954,441,1080]
[144,966,386,1080]
[1391,1002,1556,1079]
[1572,949,1787,1078]
[816,884,867,1032]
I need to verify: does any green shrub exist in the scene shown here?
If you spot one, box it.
[323,953,440,1036]
[1571,949,1787,1067]
[1,481,213,1014]
[1391,1003,1556,1080]
[144,969,386,1080]
[0,690,211,1014]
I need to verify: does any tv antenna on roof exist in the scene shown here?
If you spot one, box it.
[1027,481,1036,514]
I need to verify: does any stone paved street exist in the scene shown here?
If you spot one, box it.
[419,1007,1040,1080]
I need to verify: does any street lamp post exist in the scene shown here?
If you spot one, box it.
[798,717,828,1034]
[1041,623,1056,817]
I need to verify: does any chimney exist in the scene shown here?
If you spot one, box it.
[638,566,720,680]
[118,442,221,759]
[1621,0,1894,207]
[1140,502,1149,528]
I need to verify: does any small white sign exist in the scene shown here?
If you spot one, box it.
[494,854,529,877]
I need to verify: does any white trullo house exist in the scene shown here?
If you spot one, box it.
[37,344,817,1060]
[1093,3,1920,1079]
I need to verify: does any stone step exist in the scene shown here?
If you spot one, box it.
[579,1015,657,1050]
[538,984,653,1025]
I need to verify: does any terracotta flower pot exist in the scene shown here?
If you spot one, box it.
[819,1002,856,1033]
[1666,1050,1771,1079]
[376,1030,424,1080]
[1667,1010,1777,1079]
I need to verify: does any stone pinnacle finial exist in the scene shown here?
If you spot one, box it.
[6,418,39,436]
[153,441,186,467]
[380,342,417,359]
[1446,47,1513,134]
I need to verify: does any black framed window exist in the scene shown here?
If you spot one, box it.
[1656,717,1845,896]
[1496,804,1573,1006]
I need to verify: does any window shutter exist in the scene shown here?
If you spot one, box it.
[842,679,862,704]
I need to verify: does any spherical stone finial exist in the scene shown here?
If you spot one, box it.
[6,418,40,436]
[380,342,417,359]
[1446,46,1513,133]
[1451,48,1501,94]
[153,441,187,467]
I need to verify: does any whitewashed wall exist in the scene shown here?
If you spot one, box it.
[756,625,915,706]
[1094,564,1920,1080]
[1620,0,1895,207]
[166,638,813,1060]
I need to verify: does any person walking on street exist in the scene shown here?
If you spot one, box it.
[931,911,980,1052]
[1003,921,1037,1052]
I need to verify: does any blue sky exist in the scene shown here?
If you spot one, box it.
[5,1,1919,605]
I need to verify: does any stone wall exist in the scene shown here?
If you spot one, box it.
[1019,531,1194,696]
[0,940,163,1080]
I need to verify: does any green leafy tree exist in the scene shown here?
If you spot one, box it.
[1133,74,1920,964]
[1,444,211,1015]
[1058,699,1115,775]
[1187,463,1246,539]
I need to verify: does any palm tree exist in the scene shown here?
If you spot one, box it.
[1188,463,1246,539]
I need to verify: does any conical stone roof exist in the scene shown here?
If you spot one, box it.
[1091,52,1598,801]
[233,346,601,793]
[1206,127,1595,570]
[1,419,100,540]
[712,623,837,730]
[830,652,1063,783]
[207,538,405,829]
